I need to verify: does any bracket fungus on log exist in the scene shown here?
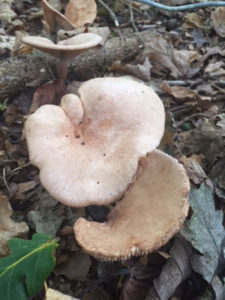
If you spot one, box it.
[24,77,165,207]
[74,150,190,261]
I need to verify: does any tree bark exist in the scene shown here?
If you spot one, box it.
[0,31,156,102]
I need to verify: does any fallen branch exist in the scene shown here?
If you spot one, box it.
[0,31,155,102]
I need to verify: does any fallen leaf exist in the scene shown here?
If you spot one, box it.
[0,233,57,299]
[65,0,97,28]
[180,183,225,283]
[46,288,79,300]
[29,79,66,113]
[211,7,225,38]
[205,61,225,73]
[41,0,75,33]
[55,251,91,281]
[180,154,207,185]
[182,12,209,30]
[143,35,200,79]
[111,57,152,81]
[146,238,192,300]
[177,116,225,164]
[16,181,37,194]
[0,0,16,26]
[0,192,29,256]
[160,81,198,100]
[27,207,64,238]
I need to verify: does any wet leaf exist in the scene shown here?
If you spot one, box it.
[0,233,58,299]
[180,183,225,282]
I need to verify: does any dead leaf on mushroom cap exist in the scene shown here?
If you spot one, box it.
[24,77,165,207]
[74,150,190,261]
[65,0,97,28]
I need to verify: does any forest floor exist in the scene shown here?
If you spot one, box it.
[1,0,225,299]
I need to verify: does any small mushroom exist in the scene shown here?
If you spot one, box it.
[21,32,102,79]
[24,77,165,207]
[74,150,190,261]
[21,33,102,60]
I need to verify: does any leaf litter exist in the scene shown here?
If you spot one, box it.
[1,0,225,299]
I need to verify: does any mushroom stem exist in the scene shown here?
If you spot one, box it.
[56,59,68,81]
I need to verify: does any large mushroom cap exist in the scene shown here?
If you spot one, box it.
[21,33,103,59]
[74,150,190,261]
[25,77,165,207]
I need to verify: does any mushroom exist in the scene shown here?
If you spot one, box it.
[24,77,165,207]
[21,32,102,79]
[74,149,190,261]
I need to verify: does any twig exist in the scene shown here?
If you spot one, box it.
[97,0,119,27]
[127,0,139,32]
[3,168,10,191]
[132,0,225,11]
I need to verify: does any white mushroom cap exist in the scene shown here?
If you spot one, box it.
[24,77,165,207]
[21,33,103,59]
[74,150,190,261]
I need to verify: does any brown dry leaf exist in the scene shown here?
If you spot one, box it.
[146,238,192,300]
[16,181,37,194]
[180,154,207,185]
[55,251,91,281]
[65,0,97,28]
[211,7,225,38]
[182,12,209,30]
[4,105,19,125]
[0,192,29,256]
[46,288,79,300]
[177,115,225,165]
[159,114,176,154]
[111,57,152,81]
[29,79,66,113]
[143,35,199,79]
[41,0,75,33]
[160,81,198,100]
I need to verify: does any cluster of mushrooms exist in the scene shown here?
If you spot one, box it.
[24,77,190,261]
[22,0,190,261]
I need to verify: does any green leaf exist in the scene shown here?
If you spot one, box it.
[0,233,58,300]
